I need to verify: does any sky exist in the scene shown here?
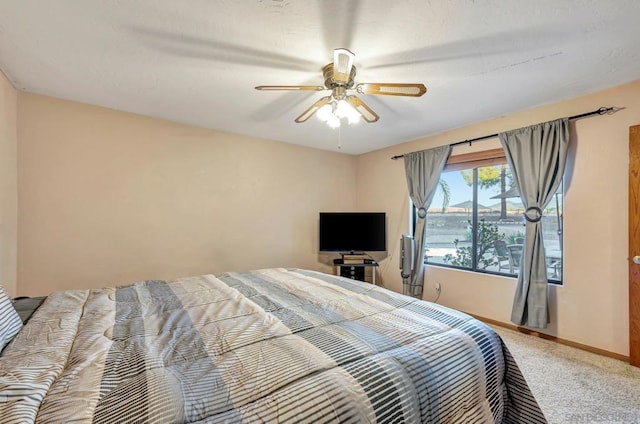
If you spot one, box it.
[431,168,518,211]
[430,166,562,213]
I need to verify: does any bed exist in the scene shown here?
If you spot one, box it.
[0,268,546,423]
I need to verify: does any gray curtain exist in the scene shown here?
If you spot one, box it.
[499,118,569,328]
[403,145,451,298]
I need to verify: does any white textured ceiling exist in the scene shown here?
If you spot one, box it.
[1,1,639,154]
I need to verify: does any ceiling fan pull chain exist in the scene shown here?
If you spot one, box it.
[338,125,342,150]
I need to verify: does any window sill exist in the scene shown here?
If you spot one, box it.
[423,262,563,285]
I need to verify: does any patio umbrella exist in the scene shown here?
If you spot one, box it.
[449,200,490,216]
[490,187,522,217]
[490,186,520,199]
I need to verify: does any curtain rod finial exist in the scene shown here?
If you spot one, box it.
[599,106,623,115]
[606,106,624,114]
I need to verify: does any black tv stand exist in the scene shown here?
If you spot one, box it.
[333,258,378,284]
[333,258,377,265]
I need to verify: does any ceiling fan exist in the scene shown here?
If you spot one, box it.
[255,48,427,127]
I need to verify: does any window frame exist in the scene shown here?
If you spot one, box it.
[414,148,563,284]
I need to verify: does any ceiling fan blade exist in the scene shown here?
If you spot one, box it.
[332,48,355,84]
[295,96,332,123]
[255,85,326,91]
[355,83,427,97]
[345,95,379,123]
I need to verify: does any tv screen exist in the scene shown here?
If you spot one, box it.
[319,212,386,253]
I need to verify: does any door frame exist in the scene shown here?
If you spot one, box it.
[629,124,640,367]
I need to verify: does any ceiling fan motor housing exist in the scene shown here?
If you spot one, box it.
[322,63,357,90]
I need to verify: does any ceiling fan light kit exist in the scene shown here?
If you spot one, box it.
[316,98,361,128]
[255,48,427,128]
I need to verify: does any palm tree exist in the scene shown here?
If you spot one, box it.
[438,179,451,213]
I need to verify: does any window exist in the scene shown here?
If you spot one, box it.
[416,151,563,283]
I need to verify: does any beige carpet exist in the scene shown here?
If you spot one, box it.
[492,325,640,424]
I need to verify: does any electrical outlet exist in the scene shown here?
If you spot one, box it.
[435,283,441,292]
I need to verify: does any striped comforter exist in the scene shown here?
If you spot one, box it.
[0,268,546,423]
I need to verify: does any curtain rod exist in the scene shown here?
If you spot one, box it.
[390,106,616,160]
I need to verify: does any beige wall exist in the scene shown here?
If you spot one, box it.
[12,78,639,356]
[0,71,18,297]
[357,79,640,357]
[17,93,356,296]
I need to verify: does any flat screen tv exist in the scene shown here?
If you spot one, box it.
[319,212,386,253]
